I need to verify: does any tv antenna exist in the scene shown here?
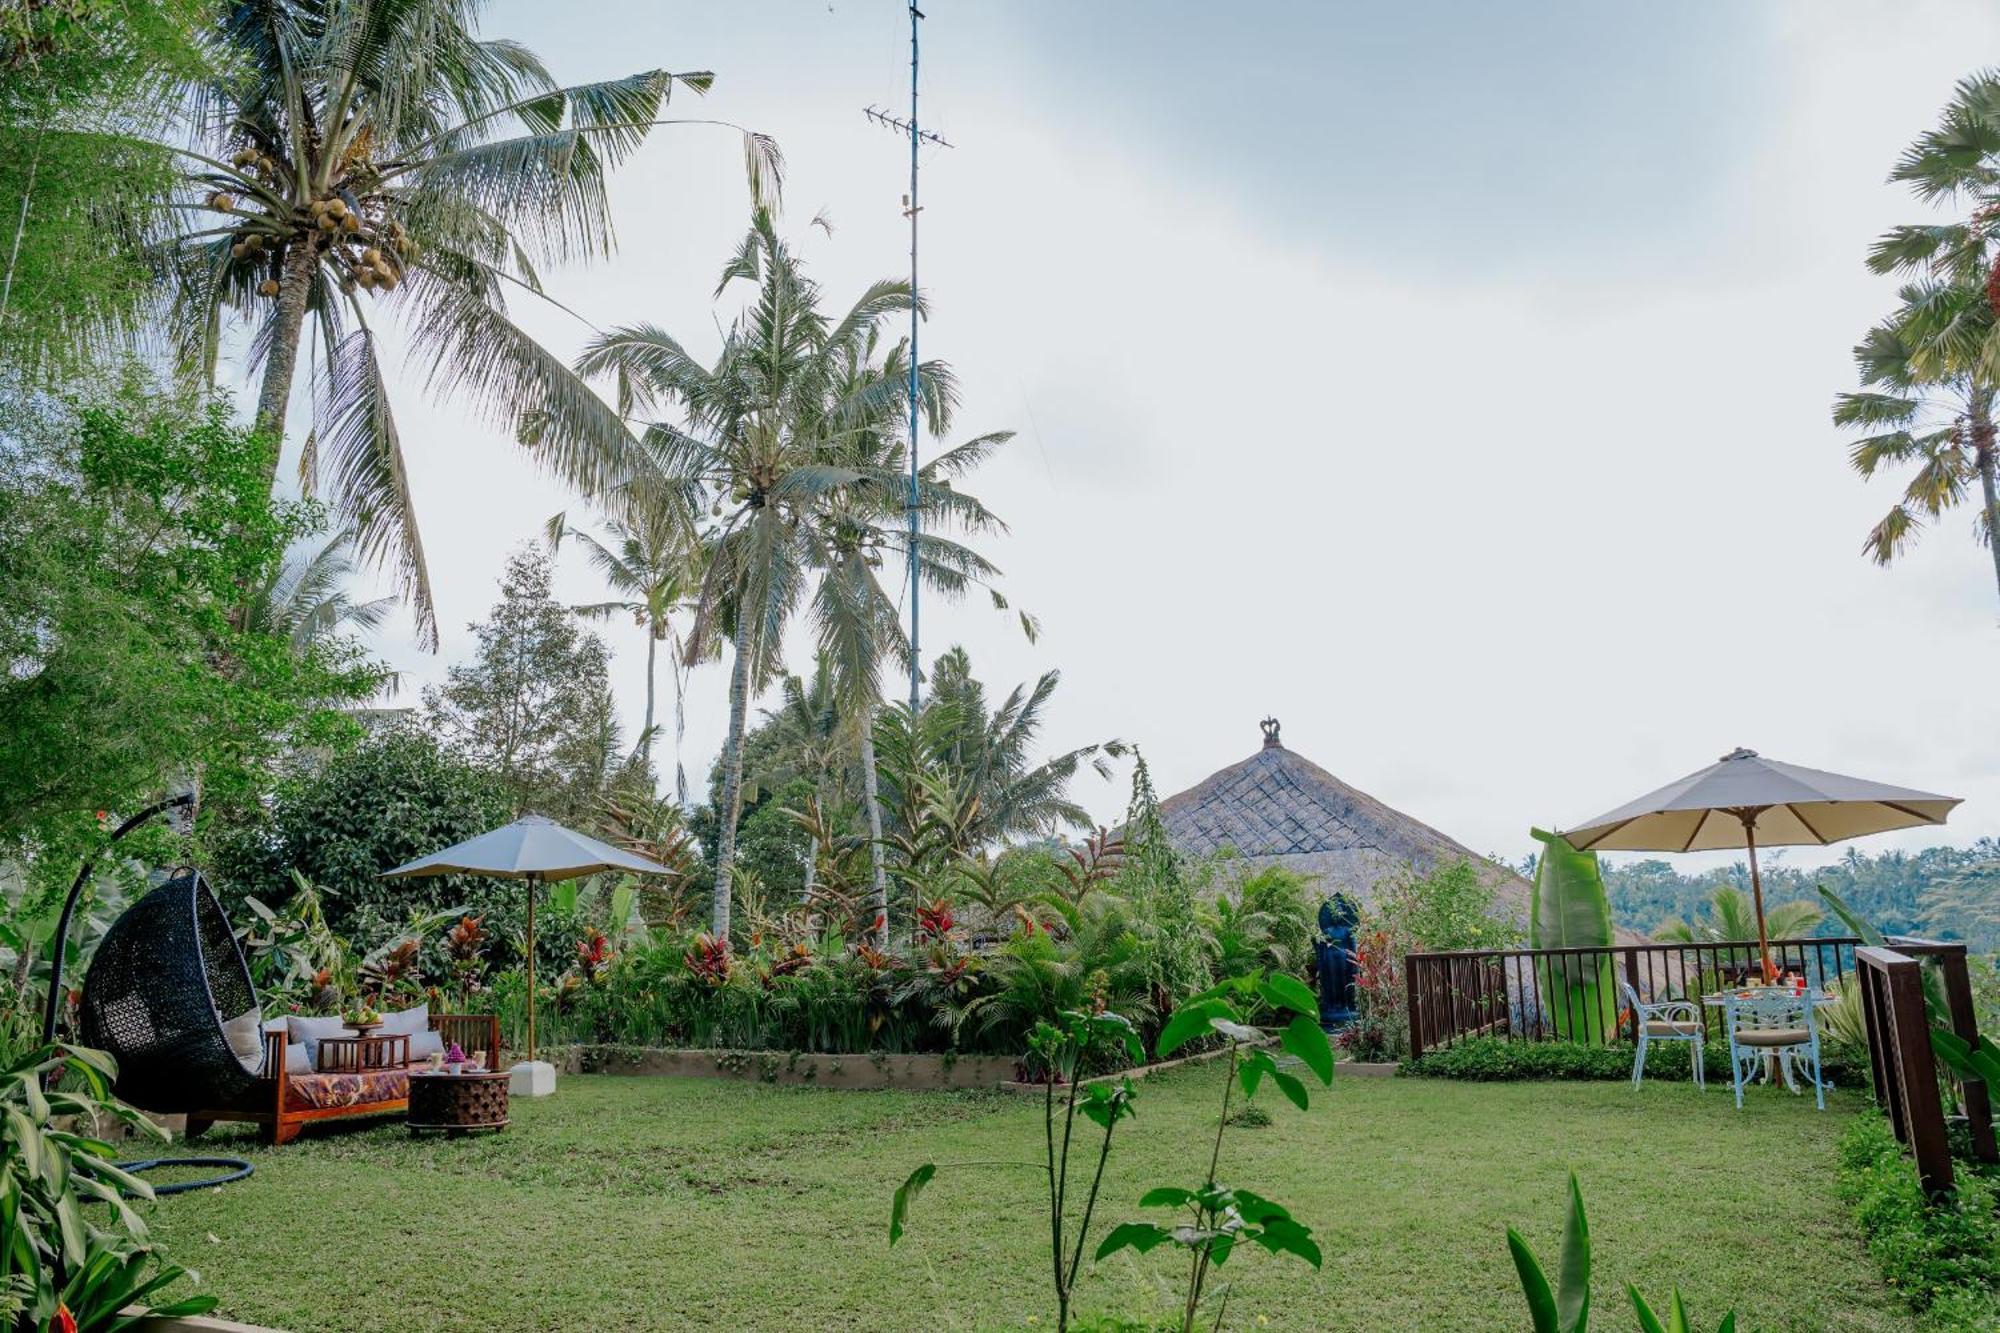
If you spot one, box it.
[864,3,952,711]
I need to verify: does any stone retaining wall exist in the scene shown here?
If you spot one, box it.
[561,1045,1020,1090]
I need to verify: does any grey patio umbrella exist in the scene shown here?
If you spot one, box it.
[1563,748,1961,982]
[382,815,669,1065]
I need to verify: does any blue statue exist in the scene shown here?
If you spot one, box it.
[1315,894,1360,1028]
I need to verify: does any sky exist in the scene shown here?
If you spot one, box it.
[288,1,2000,874]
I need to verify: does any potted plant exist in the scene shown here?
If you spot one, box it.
[444,1041,466,1075]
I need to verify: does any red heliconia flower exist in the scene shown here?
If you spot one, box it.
[915,900,954,941]
[54,1304,78,1333]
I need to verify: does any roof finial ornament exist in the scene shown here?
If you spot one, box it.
[1260,716,1281,749]
[1720,746,1757,762]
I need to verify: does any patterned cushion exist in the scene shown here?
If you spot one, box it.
[286,1067,409,1110]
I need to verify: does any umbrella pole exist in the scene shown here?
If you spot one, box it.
[526,871,538,1065]
[1742,812,1776,983]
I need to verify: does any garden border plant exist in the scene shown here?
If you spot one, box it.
[1834,1111,2000,1330]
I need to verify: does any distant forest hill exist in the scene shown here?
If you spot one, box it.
[1585,841,2000,956]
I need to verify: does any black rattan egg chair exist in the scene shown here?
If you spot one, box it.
[80,869,264,1115]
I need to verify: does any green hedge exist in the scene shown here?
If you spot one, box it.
[1402,1036,1720,1082]
[1835,1113,2000,1330]
[1401,1035,1867,1086]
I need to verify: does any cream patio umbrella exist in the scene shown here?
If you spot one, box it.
[1563,748,1961,982]
[382,815,670,1089]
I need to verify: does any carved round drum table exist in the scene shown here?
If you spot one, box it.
[407,1069,510,1137]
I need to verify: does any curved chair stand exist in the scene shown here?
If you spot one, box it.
[1619,980,1705,1090]
[79,870,265,1115]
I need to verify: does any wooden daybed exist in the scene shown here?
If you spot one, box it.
[187,1013,503,1145]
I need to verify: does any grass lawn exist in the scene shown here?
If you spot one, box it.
[142,1068,1910,1332]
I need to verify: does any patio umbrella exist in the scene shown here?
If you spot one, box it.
[1563,748,1960,982]
[381,815,669,1068]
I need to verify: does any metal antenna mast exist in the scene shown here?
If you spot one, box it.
[865,3,951,711]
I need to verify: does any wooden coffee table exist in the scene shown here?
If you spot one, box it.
[407,1069,510,1137]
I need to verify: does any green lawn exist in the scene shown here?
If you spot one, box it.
[142,1069,1909,1332]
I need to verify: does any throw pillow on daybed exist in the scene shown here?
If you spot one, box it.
[286,1014,350,1070]
[380,1002,444,1062]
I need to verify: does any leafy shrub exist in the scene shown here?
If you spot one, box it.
[207,725,511,944]
[1347,860,1522,1061]
[1405,1036,1728,1082]
[1404,1034,1865,1087]
[1836,1113,2000,1328]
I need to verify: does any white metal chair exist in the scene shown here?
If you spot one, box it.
[1620,980,1704,1090]
[1722,987,1824,1111]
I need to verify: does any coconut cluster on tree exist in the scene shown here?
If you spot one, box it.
[200,125,419,303]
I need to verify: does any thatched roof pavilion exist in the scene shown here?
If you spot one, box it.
[1156,718,1530,922]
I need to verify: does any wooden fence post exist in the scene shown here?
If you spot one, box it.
[1931,944,1996,1164]
[1405,956,1424,1057]
[1860,946,1955,1196]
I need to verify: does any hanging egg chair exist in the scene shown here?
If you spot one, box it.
[79,869,265,1115]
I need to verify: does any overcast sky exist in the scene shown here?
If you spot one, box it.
[290,1,2000,873]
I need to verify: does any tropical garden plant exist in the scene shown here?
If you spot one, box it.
[1530,829,1616,1040]
[1508,1173,1738,1333]
[1094,969,1333,1333]
[1652,885,1820,946]
[889,1007,1142,1333]
[1,1044,219,1332]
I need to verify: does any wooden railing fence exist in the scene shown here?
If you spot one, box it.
[1404,935,1996,1192]
[1405,936,1860,1051]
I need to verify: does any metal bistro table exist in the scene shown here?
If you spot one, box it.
[1702,988,1836,1094]
[407,1068,510,1137]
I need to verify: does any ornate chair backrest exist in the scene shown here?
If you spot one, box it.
[1724,987,1815,1042]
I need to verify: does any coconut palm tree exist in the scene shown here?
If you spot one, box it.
[805,328,1012,944]
[919,647,1127,845]
[573,211,913,939]
[1654,885,1821,945]
[751,660,847,901]
[1845,72,2000,608]
[138,0,779,647]
[1836,281,2000,605]
[242,528,396,652]
[545,508,705,801]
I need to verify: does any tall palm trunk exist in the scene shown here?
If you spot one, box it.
[253,238,318,463]
[860,713,889,948]
[711,610,754,940]
[640,628,658,766]
[1973,395,2000,611]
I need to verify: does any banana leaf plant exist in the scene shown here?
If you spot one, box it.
[1818,886,2000,1096]
[1530,829,1617,1040]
